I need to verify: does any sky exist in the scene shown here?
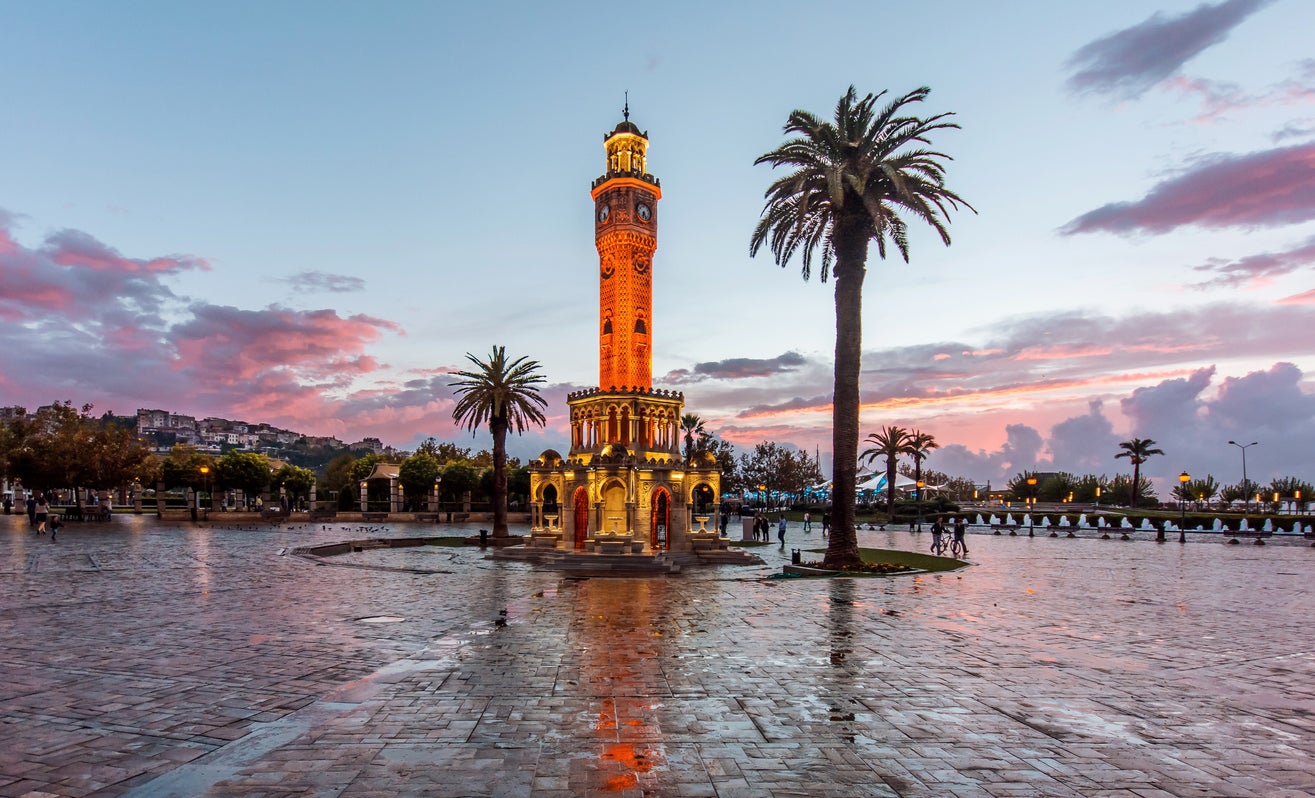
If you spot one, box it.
[2,0,1314,494]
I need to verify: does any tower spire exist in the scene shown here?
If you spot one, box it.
[623,91,629,121]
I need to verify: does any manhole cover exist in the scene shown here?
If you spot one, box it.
[357,616,406,624]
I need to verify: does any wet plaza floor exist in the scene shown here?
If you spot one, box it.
[2,515,1314,797]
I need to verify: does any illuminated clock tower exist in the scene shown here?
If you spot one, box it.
[527,104,724,559]
[591,104,661,391]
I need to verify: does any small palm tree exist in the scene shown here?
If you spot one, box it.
[680,414,705,464]
[450,346,548,538]
[1114,438,1164,509]
[861,426,909,519]
[751,86,972,568]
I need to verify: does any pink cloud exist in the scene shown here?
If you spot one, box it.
[43,228,209,274]
[1062,142,1315,235]
[1065,0,1272,99]
[1192,235,1315,288]
[1277,288,1315,304]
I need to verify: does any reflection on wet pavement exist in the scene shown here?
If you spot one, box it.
[2,515,1314,796]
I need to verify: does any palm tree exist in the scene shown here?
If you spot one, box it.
[1114,438,1164,509]
[680,413,705,464]
[907,430,938,528]
[450,346,548,538]
[751,87,972,568]
[861,426,909,519]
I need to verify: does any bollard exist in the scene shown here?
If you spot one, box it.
[791,548,801,565]
[479,529,489,547]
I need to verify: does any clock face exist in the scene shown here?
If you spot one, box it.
[636,203,651,221]
[598,204,610,222]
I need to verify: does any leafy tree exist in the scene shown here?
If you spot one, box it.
[323,452,357,495]
[1114,438,1164,508]
[161,444,216,491]
[1269,477,1313,503]
[1176,475,1219,504]
[416,438,473,465]
[703,437,740,495]
[441,462,479,505]
[272,464,315,500]
[1108,474,1157,507]
[861,426,910,519]
[1074,474,1110,503]
[348,453,388,484]
[1005,471,1041,502]
[450,346,547,537]
[751,86,972,568]
[1220,480,1259,506]
[1038,472,1079,503]
[215,450,271,499]
[398,453,441,500]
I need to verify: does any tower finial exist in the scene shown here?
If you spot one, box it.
[623,91,629,121]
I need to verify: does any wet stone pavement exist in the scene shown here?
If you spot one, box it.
[2,515,1314,797]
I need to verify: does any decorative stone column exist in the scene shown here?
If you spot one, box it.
[359,480,368,513]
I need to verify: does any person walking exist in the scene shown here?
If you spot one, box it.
[777,515,787,546]
[821,512,830,537]
[719,512,728,536]
[930,516,946,555]
[952,517,968,557]
[803,511,812,533]
[26,495,37,530]
[34,494,49,535]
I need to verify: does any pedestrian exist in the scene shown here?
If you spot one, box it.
[777,515,787,545]
[719,512,728,536]
[821,512,830,537]
[34,494,49,535]
[803,511,811,533]
[756,514,767,542]
[49,513,61,542]
[26,495,37,529]
[952,517,968,556]
[2,496,11,515]
[930,516,946,554]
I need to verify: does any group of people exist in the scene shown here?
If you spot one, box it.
[749,513,789,545]
[929,516,968,557]
[18,493,61,541]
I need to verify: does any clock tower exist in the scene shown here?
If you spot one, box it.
[591,103,661,391]
[526,104,729,562]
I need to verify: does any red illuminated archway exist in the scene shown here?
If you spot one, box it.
[650,487,670,551]
[573,487,589,550]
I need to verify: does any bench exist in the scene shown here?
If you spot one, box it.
[361,512,389,522]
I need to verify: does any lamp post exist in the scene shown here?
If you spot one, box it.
[196,465,210,523]
[1228,440,1258,511]
[1297,489,1303,516]
[1094,485,1101,509]
[915,480,925,532]
[1026,476,1037,536]
[1177,471,1190,543]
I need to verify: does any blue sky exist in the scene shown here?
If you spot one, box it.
[2,0,1314,492]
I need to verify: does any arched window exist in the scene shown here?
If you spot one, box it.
[634,318,647,334]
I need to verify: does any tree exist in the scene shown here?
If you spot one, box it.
[272,464,316,502]
[215,451,271,501]
[161,444,216,492]
[1115,438,1164,509]
[440,462,479,505]
[450,346,548,537]
[1269,477,1313,504]
[680,414,705,464]
[398,453,441,503]
[906,430,938,512]
[752,86,972,568]
[1177,475,1219,505]
[704,437,741,495]
[861,426,910,519]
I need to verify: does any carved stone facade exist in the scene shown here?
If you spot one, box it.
[529,111,722,554]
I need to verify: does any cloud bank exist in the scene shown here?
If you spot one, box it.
[1065,0,1272,99]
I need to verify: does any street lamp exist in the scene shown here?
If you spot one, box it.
[915,480,925,532]
[197,465,210,522]
[1178,471,1190,543]
[1228,440,1258,511]
[1094,485,1101,509]
[1026,476,1037,536]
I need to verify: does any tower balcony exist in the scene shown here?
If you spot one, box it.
[592,170,661,191]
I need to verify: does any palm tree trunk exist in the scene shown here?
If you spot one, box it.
[825,231,867,568]
[491,417,509,537]
[1130,461,1140,510]
[885,456,897,518]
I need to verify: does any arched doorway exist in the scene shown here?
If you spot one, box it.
[541,484,559,528]
[573,487,589,550]
[651,487,670,550]
[601,480,626,535]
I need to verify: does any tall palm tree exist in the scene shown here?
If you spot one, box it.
[680,413,705,464]
[752,86,972,567]
[1114,438,1164,510]
[907,430,938,526]
[861,425,909,519]
[450,346,548,538]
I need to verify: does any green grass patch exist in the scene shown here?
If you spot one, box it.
[794,546,967,575]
